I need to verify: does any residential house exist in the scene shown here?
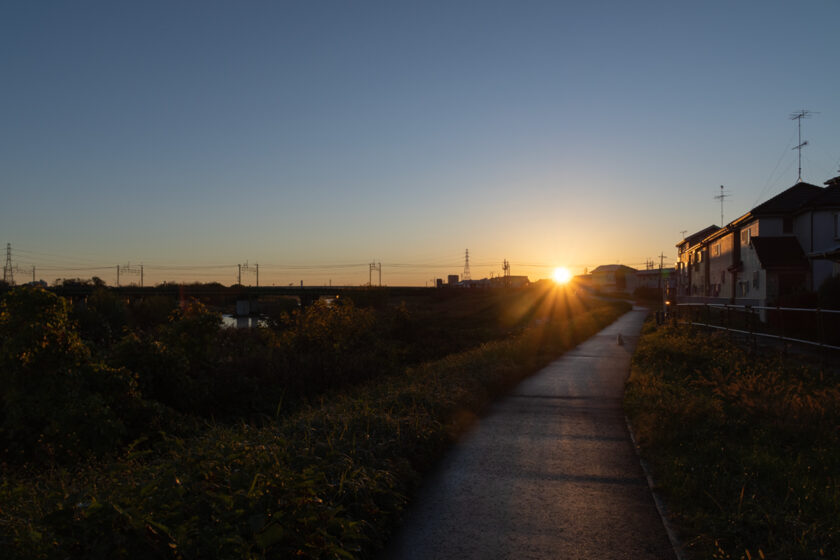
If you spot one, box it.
[676,225,720,298]
[590,264,637,293]
[677,177,840,307]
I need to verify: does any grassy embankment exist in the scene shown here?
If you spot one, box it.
[1,285,629,559]
[625,321,840,559]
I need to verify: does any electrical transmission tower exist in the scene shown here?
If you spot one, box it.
[117,263,144,287]
[3,243,13,285]
[238,262,259,287]
[369,261,381,286]
[790,109,818,182]
[463,249,471,281]
[714,185,730,227]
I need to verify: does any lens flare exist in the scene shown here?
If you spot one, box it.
[553,267,572,284]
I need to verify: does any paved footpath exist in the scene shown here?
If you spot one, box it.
[382,307,676,560]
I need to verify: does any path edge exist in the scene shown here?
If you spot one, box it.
[624,416,688,560]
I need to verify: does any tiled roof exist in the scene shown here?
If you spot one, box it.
[751,236,809,270]
[804,183,840,207]
[751,182,822,215]
[678,225,720,248]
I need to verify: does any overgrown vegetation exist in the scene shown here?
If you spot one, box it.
[0,283,629,558]
[625,322,840,559]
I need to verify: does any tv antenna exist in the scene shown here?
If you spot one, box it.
[790,109,818,182]
[714,185,730,227]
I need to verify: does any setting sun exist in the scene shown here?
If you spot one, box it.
[553,267,572,284]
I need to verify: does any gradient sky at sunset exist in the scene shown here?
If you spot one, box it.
[2,1,839,286]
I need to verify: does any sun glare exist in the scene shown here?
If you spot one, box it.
[553,266,572,285]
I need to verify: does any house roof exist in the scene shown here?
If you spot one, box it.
[677,225,720,249]
[825,176,840,188]
[751,182,822,216]
[751,236,809,271]
[803,182,840,207]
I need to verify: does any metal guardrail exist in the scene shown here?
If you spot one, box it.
[673,302,840,352]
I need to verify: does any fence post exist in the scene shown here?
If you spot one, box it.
[777,304,784,342]
[817,307,825,348]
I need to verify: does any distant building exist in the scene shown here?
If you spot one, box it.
[634,267,675,292]
[447,275,459,286]
[590,264,637,293]
[676,177,840,307]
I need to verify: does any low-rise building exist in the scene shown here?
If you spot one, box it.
[676,177,840,307]
[590,264,637,293]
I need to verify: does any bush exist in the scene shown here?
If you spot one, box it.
[0,287,143,462]
[0,298,630,559]
[625,323,840,559]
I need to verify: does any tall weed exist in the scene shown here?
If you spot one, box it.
[625,323,840,559]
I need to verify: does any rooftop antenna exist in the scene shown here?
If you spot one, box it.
[680,230,688,239]
[714,185,730,227]
[790,109,818,182]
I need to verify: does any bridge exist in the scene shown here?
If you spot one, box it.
[36,284,436,315]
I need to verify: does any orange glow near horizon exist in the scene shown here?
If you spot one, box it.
[552,267,572,285]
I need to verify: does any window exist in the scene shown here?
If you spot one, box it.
[721,270,726,285]
[713,244,721,257]
[753,271,760,289]
[741,228,751,245]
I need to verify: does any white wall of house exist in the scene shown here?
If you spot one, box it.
[735,221,765,304]
[708,232,735,299]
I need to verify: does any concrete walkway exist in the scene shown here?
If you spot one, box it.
[382,308,675,560]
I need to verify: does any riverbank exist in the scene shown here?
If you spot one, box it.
[624,322,840,559]
[1,289,629,558]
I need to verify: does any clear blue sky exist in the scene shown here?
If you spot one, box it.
[2,0,839,286]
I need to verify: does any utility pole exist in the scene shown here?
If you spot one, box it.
[119,263,143,286]
[239,262,258,287]
[369,261,381,286]
[790,110,817,182]
[502,259,510,287]
[658,252,667,317]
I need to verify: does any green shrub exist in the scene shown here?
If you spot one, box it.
[1,296,629,558]
[0,287,143,462]
[625,323,840,559]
